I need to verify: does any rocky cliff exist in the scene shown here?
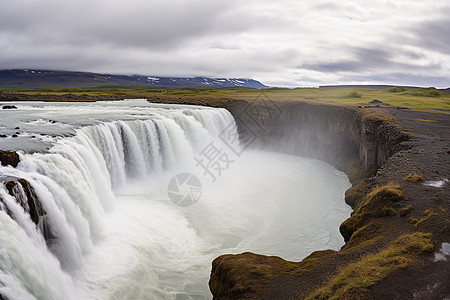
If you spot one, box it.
[227,100,410,183]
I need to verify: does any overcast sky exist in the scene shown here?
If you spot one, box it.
[0,0,449,87]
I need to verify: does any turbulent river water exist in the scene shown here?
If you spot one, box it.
[0,100,351,299]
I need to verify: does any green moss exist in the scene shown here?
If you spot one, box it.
[306,232,433,300]
[399,205,413,217]
[381,207,397,216]
[340,183,403,242]
[408,218,418,225]
[415,118,437,123]
[415,209,437,227]
[365,183,403,202]
[344,179,368,208]
[404,173,424,182]
[346,223,383,249]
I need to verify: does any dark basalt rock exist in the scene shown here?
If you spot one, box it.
[2,105,17,109]
[0,176,54,246]
[0,150,20,167]
[4,179,47,225]
[0,281,7,300]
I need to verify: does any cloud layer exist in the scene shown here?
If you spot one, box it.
[0,0,449,87]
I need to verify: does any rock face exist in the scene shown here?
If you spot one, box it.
[209,252,298,299]
[2,105,17,109]
[0,150,20,167]
[227,100,409,183]
[3,178,47,225]
[0,176,51,243]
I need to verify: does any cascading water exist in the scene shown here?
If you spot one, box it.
[0,100,351,299]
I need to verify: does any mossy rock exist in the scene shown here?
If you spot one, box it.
[404,173,424,183]
[209,252,297,299]
[209,250,336,300]
[345,179,368,208]
[340,183,403,242]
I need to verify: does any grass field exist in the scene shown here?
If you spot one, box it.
[1,86,449,111]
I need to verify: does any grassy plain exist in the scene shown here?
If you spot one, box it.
[1,86,449,111]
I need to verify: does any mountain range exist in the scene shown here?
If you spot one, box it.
[0,69,268,89]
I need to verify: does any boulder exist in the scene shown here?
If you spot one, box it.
[0,150,20,167]
[2,105,17,109]
[4,179,47,225]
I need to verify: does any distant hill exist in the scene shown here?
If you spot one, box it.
[319,84,450,93]
[0,69,268,89]
[319,85,421,89]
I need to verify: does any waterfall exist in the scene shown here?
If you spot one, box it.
[0,106,237,300]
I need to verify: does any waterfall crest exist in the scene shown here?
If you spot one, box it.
[0,106,236,300]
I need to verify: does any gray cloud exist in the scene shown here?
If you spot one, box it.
[299,47,441,73]
[0,0,449,87]
[410,18,450,55]
[345,73,450,88]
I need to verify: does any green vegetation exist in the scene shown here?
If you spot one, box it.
[415,209,438,227]
[404,173,425,182]
[408,218,418,225]
[2,85,450,110]
[306,232,433,300]
[407,87,444,97]
[344,179,368,208]
[340,183,403,242]
[386,86,406,93]
[399,205,413,217]
[345,91,362,98]
[415,118,437,123]
[366,183,403,203]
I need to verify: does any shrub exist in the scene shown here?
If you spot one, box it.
[386,86,406,92]
[346,91,362,98]
[409,87,443,97]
